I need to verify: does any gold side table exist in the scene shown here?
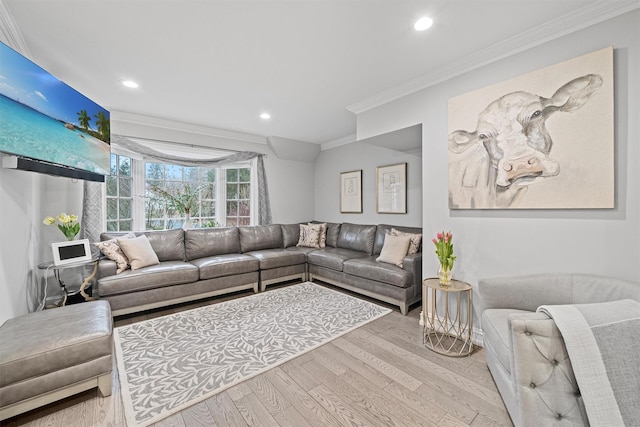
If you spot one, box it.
[422,278,473,357]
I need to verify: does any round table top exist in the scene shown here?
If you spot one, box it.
[38,257,99,270]
[423,277,472,292]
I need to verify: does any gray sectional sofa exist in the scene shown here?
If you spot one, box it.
[97,222,422,316]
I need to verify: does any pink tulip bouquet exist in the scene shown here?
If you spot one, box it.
[432,231,456,273]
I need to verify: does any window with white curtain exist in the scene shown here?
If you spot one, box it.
[105,145,255,231]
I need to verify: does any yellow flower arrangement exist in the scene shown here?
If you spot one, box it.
[43,213,80,241]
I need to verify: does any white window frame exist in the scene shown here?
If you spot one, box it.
[104,152,135,232]
[108,145,256,230]
[218,161,255,227]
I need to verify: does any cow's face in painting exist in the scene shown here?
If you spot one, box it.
[474,91,561,189]
[449,74,603,204]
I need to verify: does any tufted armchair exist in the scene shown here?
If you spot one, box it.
[479,274,640,427]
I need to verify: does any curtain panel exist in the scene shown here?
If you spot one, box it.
[81,135,272,242]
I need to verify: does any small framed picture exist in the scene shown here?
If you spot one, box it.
[376,163,407,214]
[340,170,363,213]
[51,239,92,266]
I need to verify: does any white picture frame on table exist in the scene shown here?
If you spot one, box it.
[51,239,92,266]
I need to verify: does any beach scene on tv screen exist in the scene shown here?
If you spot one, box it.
[0,43,110,176]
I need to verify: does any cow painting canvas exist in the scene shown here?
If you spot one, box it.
[448,47,614,209]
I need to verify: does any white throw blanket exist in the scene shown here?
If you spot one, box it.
[538,299,640,427]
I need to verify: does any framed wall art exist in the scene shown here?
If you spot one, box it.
[340,170,362,213]
[376,163,407,214]
[448,47,614,209]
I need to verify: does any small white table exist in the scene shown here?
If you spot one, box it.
[422,278,474,357]
[37,257,98,309]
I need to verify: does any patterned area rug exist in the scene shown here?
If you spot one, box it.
[114,282,391,426]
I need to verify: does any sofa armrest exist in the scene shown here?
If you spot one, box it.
[402,252,422,288]
[509,312,586,427]
[97,259,117,279]
[479,274,574,312]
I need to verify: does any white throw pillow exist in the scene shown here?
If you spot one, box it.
[391,228,422,255]
[117,235,160,270]
[376,233,411,268]
[94,232,135,274]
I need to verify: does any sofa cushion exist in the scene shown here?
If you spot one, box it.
[185,227,240,260]
[309,221,341,247]
[343,257,413,288]
[94,232,135,273]
[376,233,411,267]
[482,308,530,376]
[313,223,328,248]
[337,223,376,255]
[297,223,322,248]
[286,246,316,256]
[281,224,301,248]
[101,229,185,262]
[247,249,307,270]
[190,254,259,280]
[391,228,422,255]
[373,224,422,255]
[239,225,283,253]
[117,235,160,270]
[98,261,199,296]
[306,247,367,272]
[326,222,341,247]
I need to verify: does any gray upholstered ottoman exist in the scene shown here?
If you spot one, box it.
[0,300,113,421]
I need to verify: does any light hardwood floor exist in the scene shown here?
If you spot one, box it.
[4,282,513,427]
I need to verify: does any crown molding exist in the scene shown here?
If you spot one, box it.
[347,0,640,115]
[110,110,268,145]
[321,133,357,151]
[0,0,31,57]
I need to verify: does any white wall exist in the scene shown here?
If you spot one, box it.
[356,11,640,326]
[0,168,39,322]
[0,167,85,324]
[314,141,422,226]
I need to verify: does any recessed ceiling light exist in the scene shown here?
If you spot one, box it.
[122,80,139,88]
[260,113,271,120]
[414,16,433,31]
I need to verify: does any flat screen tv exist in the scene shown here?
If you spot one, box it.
[0,41,110,182]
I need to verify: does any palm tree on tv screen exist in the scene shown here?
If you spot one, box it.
[94,111,110,142]
[77,109,91,130]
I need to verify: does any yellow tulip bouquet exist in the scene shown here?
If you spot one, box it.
[43,213,80,241]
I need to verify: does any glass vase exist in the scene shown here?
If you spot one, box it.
[182,213,194,230]
[438,264,453,286]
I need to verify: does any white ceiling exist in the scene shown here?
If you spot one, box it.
[2,0,634,146]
